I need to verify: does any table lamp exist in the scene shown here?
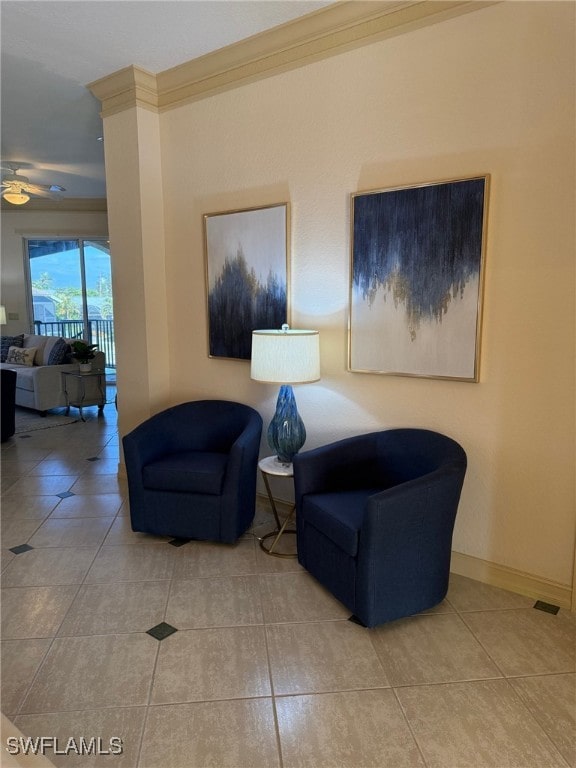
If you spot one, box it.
[251,324,320,464]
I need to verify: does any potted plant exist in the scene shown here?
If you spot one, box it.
[71,341,98,373]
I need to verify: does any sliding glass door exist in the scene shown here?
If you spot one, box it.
[26,238,115,368]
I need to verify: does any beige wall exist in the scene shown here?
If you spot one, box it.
[0,210,108,335]
[95,1,576,596]
[103,107,171,428]
[156,1,575,587]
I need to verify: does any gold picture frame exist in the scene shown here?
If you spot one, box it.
[203,202,290,361]
[348,175,489,381]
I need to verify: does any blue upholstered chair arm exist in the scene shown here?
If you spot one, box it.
[351,466,465,622]
[122,416,171,474]
[362,466,465,540]
[221,412,263,490]
[294,432,380,498]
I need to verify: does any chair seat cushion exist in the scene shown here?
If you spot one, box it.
[142,451,228,495]
[302,489,378,557]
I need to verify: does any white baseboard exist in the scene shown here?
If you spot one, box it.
[450,551,573,610]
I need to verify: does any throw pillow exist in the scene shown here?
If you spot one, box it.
[47,337,70,365]
[23,334,48,363]
[6,346,37,366]
[0,334,24,363]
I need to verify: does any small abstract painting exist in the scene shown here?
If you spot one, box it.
[349,176,489,380]
[204,203,289,360]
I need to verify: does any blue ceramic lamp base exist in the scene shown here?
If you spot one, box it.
[267,384,306,464]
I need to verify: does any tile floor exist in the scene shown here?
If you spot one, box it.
[1,395,575,767]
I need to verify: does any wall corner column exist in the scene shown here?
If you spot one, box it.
[89,67,170,439]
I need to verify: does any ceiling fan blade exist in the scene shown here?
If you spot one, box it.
[27,188,54,198]
[24,183,66,194]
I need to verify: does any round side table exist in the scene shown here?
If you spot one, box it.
[258,456,297,558]
[62,369,106,422]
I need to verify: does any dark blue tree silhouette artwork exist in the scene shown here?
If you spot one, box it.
[208,247,286,360]
[353,177,486,343]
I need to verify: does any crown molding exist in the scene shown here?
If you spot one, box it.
[1,198,107,213]
[88,66,158,116]
[88,0,497,117]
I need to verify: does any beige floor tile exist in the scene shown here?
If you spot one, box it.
[28,517,114,548]
[172,538,257,578]
[447,573,535,611]
[20,633,158,713]
[258,531,299,558]
[1,474,20,493]
[2,402,572,768]
[102,516,171,545]
[1,517,44,548]
[1,446,52,461]
[81,459,122,475]
[150,625,271,704]
[47,445,114,462]
[58,581,171,636]
[29,459,91,476]
[0,458,41,476]
[1,546,99,587]
[1,585,79,639]
[1,548,16,573]
[14,707,147,768]
[96,446,120,459]
[1,638,52,714]
[84,545,176,583]
[462,608,576,676]
[115,500,130,517]
[139,699,279,768]
[420,598,455,614]
[259,572,350,624]
[254,540,304,572]
[70,475,127,496]
[370,613,502,686]
[267,620,389,695]
[510,673,576,766]
[1,494,61,520]
[396,679,569,768]
[276,689,425,768]
[17,435,75,452]
[165,575,263,629]
[3,474,79,496]
[49,493,124,518]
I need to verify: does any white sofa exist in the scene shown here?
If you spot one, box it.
[0,334,106,413]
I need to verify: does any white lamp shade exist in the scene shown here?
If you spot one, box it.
[3,192,30,205]
[251,328,320,384]
[0,306,6,324]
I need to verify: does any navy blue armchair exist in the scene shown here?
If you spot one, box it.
[293,429,467,627]
[123,400,263,543]
[1,369,17,442]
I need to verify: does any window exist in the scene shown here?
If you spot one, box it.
[25,238,115,368]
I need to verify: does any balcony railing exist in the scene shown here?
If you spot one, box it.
[33,319,116,368]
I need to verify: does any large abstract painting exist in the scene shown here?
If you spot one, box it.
[349,176,489,381]
[204,203,289,360]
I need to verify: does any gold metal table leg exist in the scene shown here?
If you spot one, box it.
[259,470,297,558]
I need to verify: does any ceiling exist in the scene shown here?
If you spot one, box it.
[0,0,332,201]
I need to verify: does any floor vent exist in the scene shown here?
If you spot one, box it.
[533,600,560,615]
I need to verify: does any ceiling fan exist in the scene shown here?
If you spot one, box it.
[1,164,65,205]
